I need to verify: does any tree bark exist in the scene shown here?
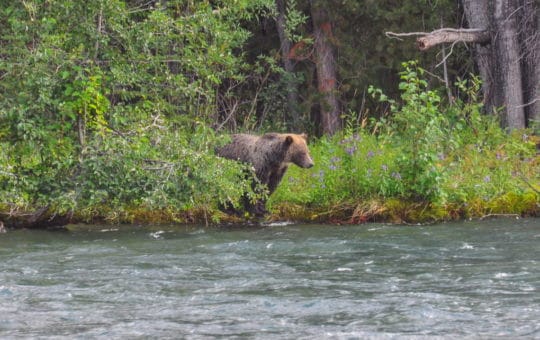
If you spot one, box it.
[462,0,501,115]
[519,0,540,132]
[493,0,526,129]
[310,0,340,135]
[275,0,300,129]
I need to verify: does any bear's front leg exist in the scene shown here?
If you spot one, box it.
[254,199,269,217]
[245,198,268,217]
[268,166,288,195]
[239,191,268,218]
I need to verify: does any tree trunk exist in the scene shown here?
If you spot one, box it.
[493,0,526,129]
[519,0,540,132]
[310,0,340,135]
[462,0,503,116]
[275,0,300,129]
[388,1,539,131]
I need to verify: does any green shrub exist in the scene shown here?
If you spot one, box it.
[0,0,271,223]
[369,61,449,201]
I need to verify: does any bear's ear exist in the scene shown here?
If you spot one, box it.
[285,135,294,146]
[300,133,308,141]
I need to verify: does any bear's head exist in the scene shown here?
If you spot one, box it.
[284,133,314,168]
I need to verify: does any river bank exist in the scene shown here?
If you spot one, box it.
[1,193,538,230]
[3,65,539,231]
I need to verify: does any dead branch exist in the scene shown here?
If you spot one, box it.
[216,99,239,132]
[436,41,458,69]
[515,97,540,108]
[386,28,490,51]
[140,113,165,131]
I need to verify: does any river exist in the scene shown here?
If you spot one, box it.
[1,218,539,338]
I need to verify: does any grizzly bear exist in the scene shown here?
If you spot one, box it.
[217,133,314,217]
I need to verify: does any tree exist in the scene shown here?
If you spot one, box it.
[387,0,539,131]
[310,0,340,135]
[518,0,540,133]
[275,0,300,128]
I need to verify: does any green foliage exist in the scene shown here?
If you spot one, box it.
[284,0,309,43]
[271,62,538,220]
[0,0,271,222]
[63,66,110,135]
[370,61,446,201]
[0,117,254,222]
[69,125,253,219]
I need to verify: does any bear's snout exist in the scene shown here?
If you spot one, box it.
[304,157,314,168]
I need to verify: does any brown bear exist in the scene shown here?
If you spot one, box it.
[217,133,314,217]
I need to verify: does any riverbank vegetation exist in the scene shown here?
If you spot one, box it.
[270,63,539,223]
[0,1,538,228]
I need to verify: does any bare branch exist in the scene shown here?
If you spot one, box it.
[140,113,165,131]
[435,41,458,68]
[216,100,239,132]
[386,28,486,37]
[479,213,520,220]
[385,31,429,40]
[515,97,540,108]
[519,174,540,194]
[416,29,490,51]
[386,28,490,50]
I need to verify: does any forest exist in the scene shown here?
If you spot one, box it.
[0,0,538,228]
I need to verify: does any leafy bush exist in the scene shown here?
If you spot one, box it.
[0,120,254,222]
[369,61,449,201]
[0,0,274,222]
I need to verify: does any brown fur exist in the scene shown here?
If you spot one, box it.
[217,133,314,216]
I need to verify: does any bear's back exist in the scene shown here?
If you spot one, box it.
[217,134,260,163]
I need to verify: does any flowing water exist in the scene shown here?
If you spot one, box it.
[0,218,539,339]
